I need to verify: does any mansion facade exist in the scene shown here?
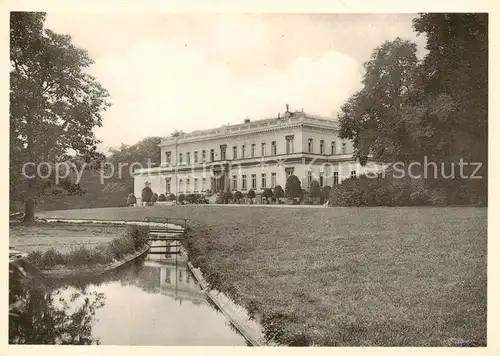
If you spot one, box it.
[133,106,381,203]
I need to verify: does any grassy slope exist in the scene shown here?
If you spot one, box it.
[37,206,487,346]
[35,171,131,212]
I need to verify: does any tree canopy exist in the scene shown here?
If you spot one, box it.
[337,13,487,202]
[338,37,419,164]
[10,12,111,220]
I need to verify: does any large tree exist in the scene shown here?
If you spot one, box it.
[107,136,162,189]
[10,12,111,221]
[412,13,488,171]
[338,14,488,203]
[338,37,419,165]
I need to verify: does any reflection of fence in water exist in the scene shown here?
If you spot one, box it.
[146,222,185,260]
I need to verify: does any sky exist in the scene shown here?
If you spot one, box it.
[45,13,427,153]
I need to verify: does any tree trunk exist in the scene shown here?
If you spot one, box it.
[24,112,36,223]
[23,198,35,223]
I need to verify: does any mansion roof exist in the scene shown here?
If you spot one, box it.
[160,110,339,146]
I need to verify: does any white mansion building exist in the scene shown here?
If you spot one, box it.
[133,106,380,202]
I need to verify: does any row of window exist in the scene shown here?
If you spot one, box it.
[168,170,357,194]
[309,139,346,155]
[231,172,277,191]
[174,177,208,194]
[165,136,348,165]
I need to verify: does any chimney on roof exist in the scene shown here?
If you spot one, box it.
[286,104,289,112]
[244,118,250,124]
[278,112,281,119]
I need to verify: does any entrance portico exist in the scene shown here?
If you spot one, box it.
[210,163,230,192]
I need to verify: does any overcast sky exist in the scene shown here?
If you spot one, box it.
[45,13,427,152]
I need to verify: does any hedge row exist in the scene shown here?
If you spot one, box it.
[328,175,486,207]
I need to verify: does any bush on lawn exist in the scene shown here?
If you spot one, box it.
[166,193,176,201]
[309,180,321,204]
[234,191,243,203]
[274,185,284,201]
[320,185,331,204]
[126,193,136,206]
[215,191,231,204]
[225,190,233,203]
[141,186,153,204]
[185,194,204,204]
[158,193,166,202]
[178,193,185,204]
[262,188,273,204]
[151,193,159,204]
[285,175,302,201]
[247,189,256,203]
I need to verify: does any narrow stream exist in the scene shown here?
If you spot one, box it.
[9,239,249,346]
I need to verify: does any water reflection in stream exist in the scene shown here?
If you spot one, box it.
[9,240,248,346]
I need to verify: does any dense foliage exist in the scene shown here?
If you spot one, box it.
[185,194,207,204]
[247,189,256,199]
[309,180,321,203]
[338,13,487,205]
[273,185,285,199]
[285,175,302,200]
[10,12,111,220]
[328,173,480,207]
[262,188,273,203]
[166,193,176,201]
[234,191,243,203]
[320,185,331,204]
[141,186,153,203]
[126,193,136,206]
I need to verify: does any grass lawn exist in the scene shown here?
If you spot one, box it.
[9,222,128,254]
[37,205,487,346]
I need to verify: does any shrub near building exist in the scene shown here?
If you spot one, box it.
[262,188,273,204]
[285,175,302,204]
[273,185,284,203]
[247,189,256,204]
[327,174,469,207]
[234,191,243,204]
[126,193,136,206]
[167,193,176,202]
[320,185,331,205]
[141,186,153,205]
[309,180,321,205]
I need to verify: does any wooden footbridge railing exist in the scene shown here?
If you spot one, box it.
[143,217,188,255]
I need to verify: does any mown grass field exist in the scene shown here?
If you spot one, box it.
[37,205,487,346]
[9,222,127,253]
